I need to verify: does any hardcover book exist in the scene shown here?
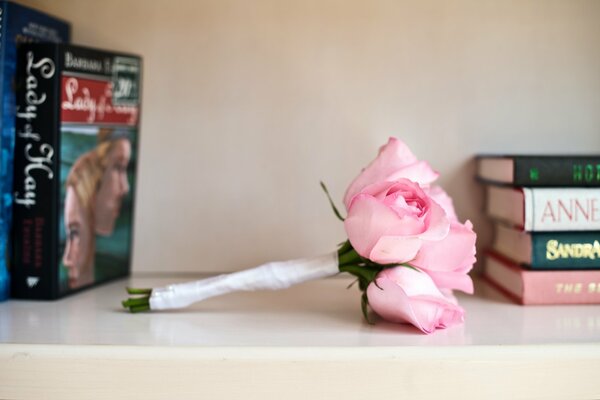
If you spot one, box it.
[484,252,600,305]
[486,186,600,231]
[477,155,600,187]
[492,223,600,269]
[0,1,70,300]
[11,43,141,299]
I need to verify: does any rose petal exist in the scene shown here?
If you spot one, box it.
[411,221,477,273]
[369,236,422,264]
[426,270,474,294]
[440,289,459,305]
[418,198,450,241]
[360,180,433,225]
[410,296,464,331]
[359,180,401,202]
[380,266,442,297]
[345,194,426,258]
[426,186,458,222]
[387,160,439,186]
[343,138,438,209]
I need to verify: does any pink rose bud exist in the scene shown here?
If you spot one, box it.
[367,267,464,334]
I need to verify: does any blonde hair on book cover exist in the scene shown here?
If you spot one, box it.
[66,128,128,207]
[66,151,102,218]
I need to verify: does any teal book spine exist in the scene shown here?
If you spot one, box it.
[531,232,600,270]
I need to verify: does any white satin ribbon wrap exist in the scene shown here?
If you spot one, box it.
[149,252,339,310]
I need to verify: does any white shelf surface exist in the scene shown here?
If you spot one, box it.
[1,275,600,399]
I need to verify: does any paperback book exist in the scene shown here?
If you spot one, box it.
[477,155,600,187]
[484,252,600,305]
[0,1,70,300]
[492,224,600,270]
[12,43,141,299]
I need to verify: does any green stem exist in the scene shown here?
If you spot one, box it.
[320,181,345,221]
[123,287,152,313]
[337,240,352,257]
[338,249,361,266]
[361,292,374,324]
[339,264,380,283]
[129,304,150,313]
[126,287,152,295]
[122,297,150,308]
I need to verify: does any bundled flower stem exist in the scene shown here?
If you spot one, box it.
[124,183,401,319]
[123,238,402,322]
[124,138,476,334]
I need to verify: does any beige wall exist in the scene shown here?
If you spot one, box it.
[21,0,600,273]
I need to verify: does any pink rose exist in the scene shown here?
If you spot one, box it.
[344,180,476,293]
[367,266,464,334]
[343,137,439,210]
[344,179,450,264]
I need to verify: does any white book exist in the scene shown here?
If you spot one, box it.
[486,186,600,231]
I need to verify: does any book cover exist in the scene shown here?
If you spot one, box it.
[492,224,600,269]
[484,252,600,305]
[486,186,600,231]
[476,155,600,187]
[11,43,140,299]
[0,1,70,300]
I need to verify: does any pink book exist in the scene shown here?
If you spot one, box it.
[484,252,600,305]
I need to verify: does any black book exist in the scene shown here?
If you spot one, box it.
[476,155,600,187]
[11,43,141,299]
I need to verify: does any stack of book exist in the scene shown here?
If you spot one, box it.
[477,155,600,305]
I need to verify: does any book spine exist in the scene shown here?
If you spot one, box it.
[485,253,600,305]
[11,44,60,299]
[0,0,7,300]
[531,232,600,269]
[514,157,600,186]
[521,269,600,305]
[523,188,600,231]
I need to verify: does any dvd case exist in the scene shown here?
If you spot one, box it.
[12,43,141,299]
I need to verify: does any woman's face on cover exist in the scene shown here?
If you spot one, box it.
[63,186,95,289]
[95,139,131,236]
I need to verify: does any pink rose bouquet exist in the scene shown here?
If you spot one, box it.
[123,137,476,334]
